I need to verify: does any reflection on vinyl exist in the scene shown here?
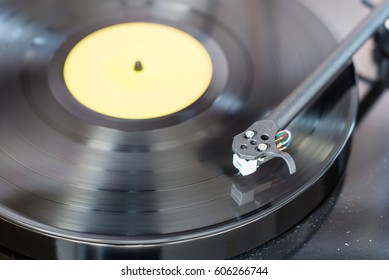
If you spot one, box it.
[0,0,357,259]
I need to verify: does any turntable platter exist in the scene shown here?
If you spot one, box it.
[0,0,357,259]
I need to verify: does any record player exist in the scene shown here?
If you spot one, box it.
[0,0,388,260]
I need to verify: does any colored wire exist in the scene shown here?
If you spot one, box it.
[275,130,292,151]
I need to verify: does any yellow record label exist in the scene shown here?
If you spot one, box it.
[64,22,213,119]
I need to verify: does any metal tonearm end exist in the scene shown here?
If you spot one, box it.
[232,120,296,176]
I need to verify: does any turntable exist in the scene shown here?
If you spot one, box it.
[0,0,388,260]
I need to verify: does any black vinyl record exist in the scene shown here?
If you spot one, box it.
[0,0,357,259]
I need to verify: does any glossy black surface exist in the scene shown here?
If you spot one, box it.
[0,0,356,259]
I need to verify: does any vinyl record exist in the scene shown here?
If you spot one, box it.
[0,0,357,259]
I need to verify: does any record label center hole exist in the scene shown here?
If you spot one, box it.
[134,60,143,72]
